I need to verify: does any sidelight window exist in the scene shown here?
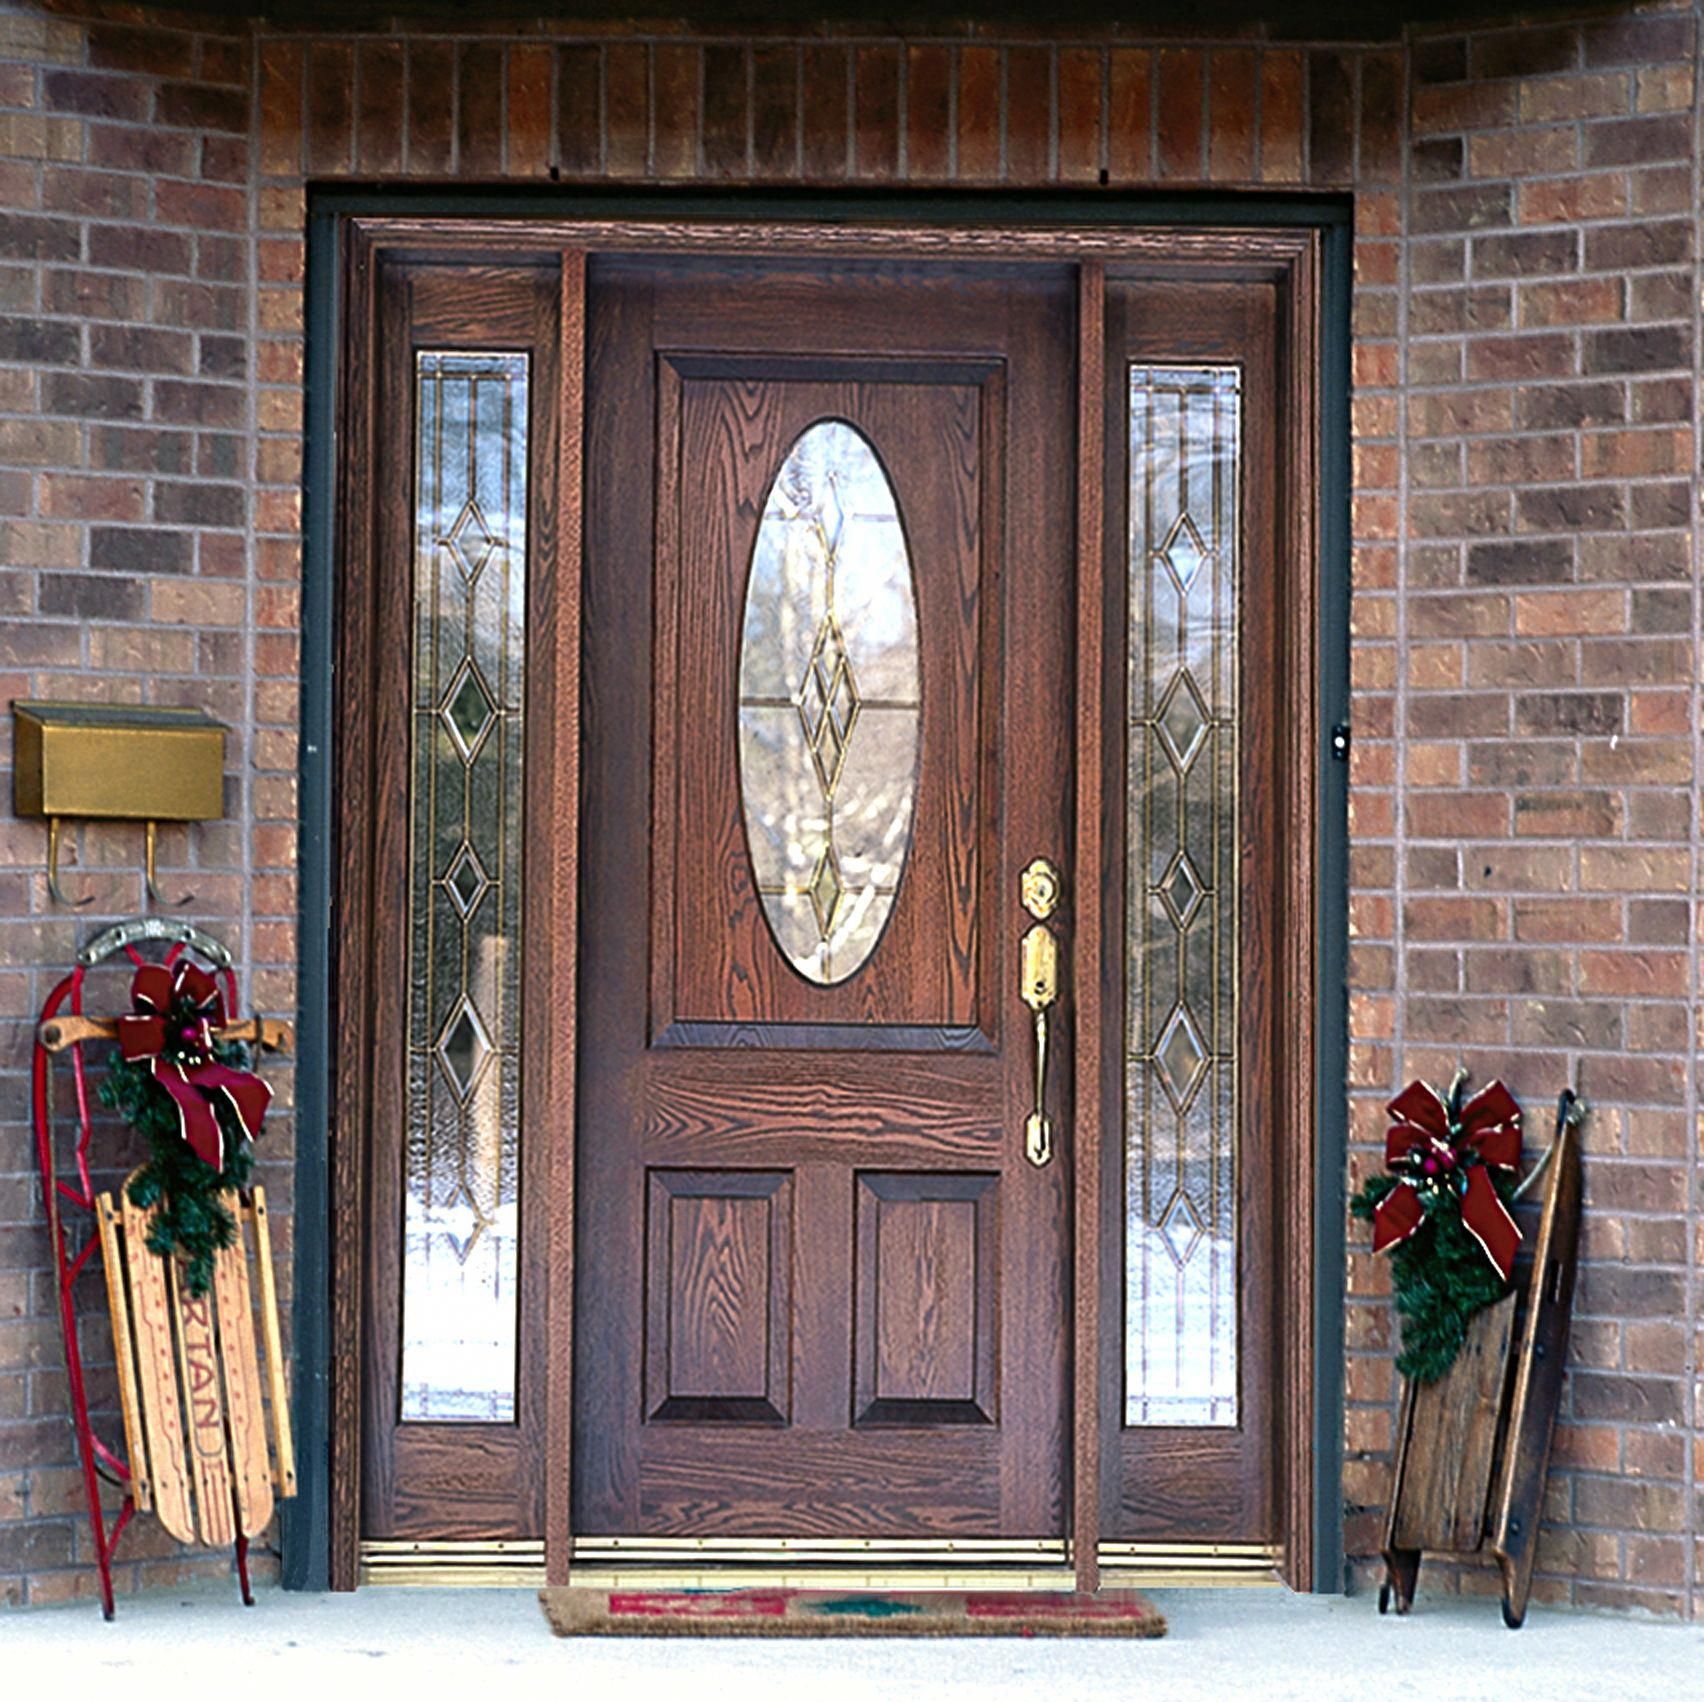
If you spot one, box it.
[399,351,528,1422]
[1125,364,1242,1428]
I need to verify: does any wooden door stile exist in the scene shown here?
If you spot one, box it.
[540,248,587,1588]
[1072,258,1106,1595]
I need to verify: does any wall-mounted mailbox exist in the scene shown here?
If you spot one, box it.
[12,702,227,907]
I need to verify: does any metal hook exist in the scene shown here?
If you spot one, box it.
[144,820,195,909]
[46,817,93,908]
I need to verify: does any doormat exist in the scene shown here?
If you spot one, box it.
[540,1587,1166,1638]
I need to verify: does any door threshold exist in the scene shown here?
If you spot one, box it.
[358,1537,1282,1590]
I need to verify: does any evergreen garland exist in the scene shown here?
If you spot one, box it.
[1350,1165,1517,1384]
[99,1044,253,1298]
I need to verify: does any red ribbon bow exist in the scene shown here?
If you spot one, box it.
[117,961,271,1171]
[1372,1077,1523,1279]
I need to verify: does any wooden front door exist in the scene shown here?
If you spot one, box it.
[575,255,1077,1536]
[338,219,1324,1589]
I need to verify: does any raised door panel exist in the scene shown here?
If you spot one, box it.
[644,1169,792,1424]
[854,1172,997,1426]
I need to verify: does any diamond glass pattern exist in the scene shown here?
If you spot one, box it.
[1125,364,1242,1428]
[401,351,529,1423]
[437,996,493,1100]
[1159,852,1205,929]
[1156,670,1210,773]
[1161,512,1208,591]
[738,420,920,985]
[445,843,490,919]
[1155,1004,1209,1110]
[1158,1189,1206,1269]
[446,497,499,583]
[442,659,497,761]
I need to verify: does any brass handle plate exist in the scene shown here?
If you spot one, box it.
[1020,857,1061,921]
[1021,922,1058,1168]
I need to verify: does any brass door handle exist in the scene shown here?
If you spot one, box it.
[1019,858,1062,1169]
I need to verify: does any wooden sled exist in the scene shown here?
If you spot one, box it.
[1378,1090,1583,1629]
[96,1175,297,1552]
[33,919,295,1617]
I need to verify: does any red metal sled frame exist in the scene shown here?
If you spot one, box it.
[32,920,254,1620]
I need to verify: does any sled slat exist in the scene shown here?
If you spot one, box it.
[251,1188,296,1496]
[120,1192,195,1543]
[214,1214,274,1540]
[168,1258,236,1548]
[96,1193,151,1513]
[1391,1290,1517,1554]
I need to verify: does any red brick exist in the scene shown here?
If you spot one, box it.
[1057,47,1103,184]
[305,42,353,177]
[555,44,600,179]
[1156,48,1203,180]
[605,43,648,178]
[852,44,898,181]
[258,40,302,177]
[701,44,748,180]
[506,45,554,179]
[1005,47,1051,185]
[957,45,1000,182]
[800,46,849,181]
[753,46,799,181]
[1106,48,1151,184]
[407,42,454,175]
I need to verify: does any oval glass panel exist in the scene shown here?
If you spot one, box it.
[738,420,920,985]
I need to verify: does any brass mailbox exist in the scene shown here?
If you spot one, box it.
[12,702,227,906]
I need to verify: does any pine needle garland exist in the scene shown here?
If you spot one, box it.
[1351,1167,1515,1384]
[100,1045,254,1298]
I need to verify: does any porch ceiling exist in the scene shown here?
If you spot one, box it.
[147,1,1594,44]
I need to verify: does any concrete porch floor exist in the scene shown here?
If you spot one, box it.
[7,1583,1700,1698]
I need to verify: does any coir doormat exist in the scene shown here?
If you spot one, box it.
[540,1586,1167,1638]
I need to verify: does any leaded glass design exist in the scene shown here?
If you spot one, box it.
[1125,364,1241,1428]
[737,421,920,985]
[399,351,528,1423]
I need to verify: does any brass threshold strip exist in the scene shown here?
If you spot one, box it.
[359,1537,1282,1591]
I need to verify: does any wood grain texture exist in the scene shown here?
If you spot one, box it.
[170,1258,236,1548]
[333,220,1324,1580]
[351,217,1314,271]
[576,252,1075,1541]
[251,1189,297,1496]
[346,255,562,1555]
[855,1172,996,1425]
[1072,259,1105,1594]
[644,1171,791,1423]
[1100,272,1291,1551]
[1488,1110,1582,1627]
[329,221,378,1589]
[122,1190,194,1543]
[542,249,586,1585]
[1391,1293,1517,1554]
[657,360,988,1033]
[1277,235,1324,1591]
[97,1193,151,1513]
[213,1225,274,1539]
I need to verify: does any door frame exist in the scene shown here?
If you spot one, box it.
[291,192,1351,1597]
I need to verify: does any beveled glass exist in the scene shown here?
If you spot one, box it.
[738,420,920,985]
[1124,364,1242,1428]
[400,351,528,1423]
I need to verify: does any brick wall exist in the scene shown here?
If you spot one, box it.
[0,0,1699,1617]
